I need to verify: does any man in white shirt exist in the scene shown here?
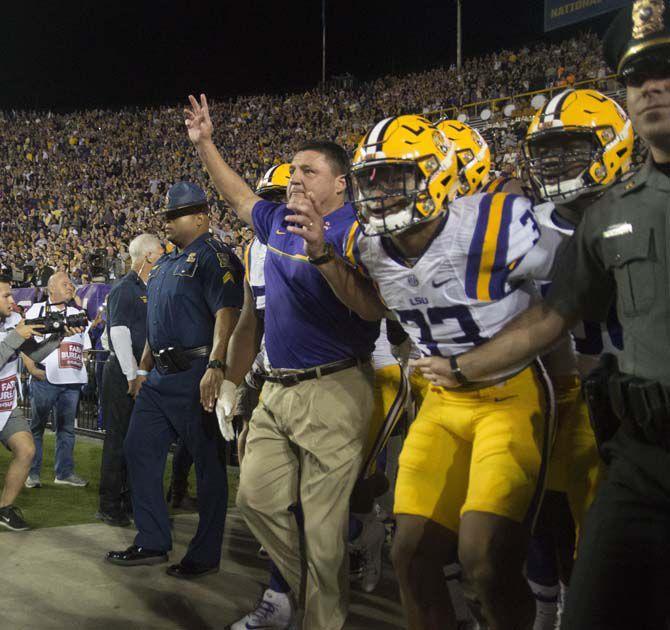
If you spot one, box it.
[23,272,91,488]
[98,234,163,526]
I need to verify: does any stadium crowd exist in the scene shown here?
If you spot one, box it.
[0,33,611,285]
[1,2,670,626]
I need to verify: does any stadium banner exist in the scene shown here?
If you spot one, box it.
[544,0,631,31]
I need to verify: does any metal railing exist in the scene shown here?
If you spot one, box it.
[424,74,624,124]
[18,349,109,437]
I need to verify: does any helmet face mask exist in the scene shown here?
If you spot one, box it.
[523,89,635,205]
[524,128,603,203]
[348,161,429,236]
[258,187,287,203]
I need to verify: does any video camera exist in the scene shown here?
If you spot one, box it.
[25,311,88,334]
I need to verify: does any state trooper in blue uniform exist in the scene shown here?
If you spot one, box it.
[106,182,244,578]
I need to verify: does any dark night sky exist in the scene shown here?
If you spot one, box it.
[0,0,617,111]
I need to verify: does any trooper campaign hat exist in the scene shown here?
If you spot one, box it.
[161,181,208,218]
[604,0,670,78]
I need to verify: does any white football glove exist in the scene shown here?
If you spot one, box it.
[215,379,237,441]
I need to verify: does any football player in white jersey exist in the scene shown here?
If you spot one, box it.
[519,89,634,630]
[286,114,563,630]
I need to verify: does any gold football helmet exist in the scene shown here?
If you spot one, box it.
[349,115,459,236]
[255,163,291,202]
[522,89,634,203]
[436,119,491,197]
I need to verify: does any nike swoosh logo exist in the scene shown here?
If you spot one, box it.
[432,278,453,288]
[275,229,286,235]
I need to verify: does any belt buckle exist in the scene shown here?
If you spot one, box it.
[280,373,301,387]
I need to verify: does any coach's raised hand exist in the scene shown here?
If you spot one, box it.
[184,93,260,225]
[286,191,326,259]
[184,94,213,145]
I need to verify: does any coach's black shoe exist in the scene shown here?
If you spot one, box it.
[105,545,168,566]
[0,505,30,531]
[95,510,131,528]
[166,561,219,579]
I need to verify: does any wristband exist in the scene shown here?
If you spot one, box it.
[136,369,149,377]
[449,355,471,387]
[308,242,335,266]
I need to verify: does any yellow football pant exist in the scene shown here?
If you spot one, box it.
[395,366,552,533]
[546,374,604,532]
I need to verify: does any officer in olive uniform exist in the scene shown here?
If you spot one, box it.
[412,3,670,627]
[106,182,243,578]
[555,5,670,627]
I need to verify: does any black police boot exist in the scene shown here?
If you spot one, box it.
[106,545,168,566]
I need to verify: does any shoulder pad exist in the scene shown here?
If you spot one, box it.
[448,193,481,218]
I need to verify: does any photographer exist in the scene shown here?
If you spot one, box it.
[0,276,69,530]
[23,272,90,489]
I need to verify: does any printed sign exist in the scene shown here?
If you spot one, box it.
[0,376,16,413]
[58,342,84,370]
[545,0,631,32]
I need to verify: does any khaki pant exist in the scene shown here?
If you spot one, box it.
[237,363,374,630]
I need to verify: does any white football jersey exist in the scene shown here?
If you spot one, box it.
[245,237,267,313]
[243,237,270,371]
[534,201,623,366]
[345,192,562,373]
[372,320,397,370]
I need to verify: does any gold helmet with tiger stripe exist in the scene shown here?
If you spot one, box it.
[349,115,459,236]
[255,163,291,202]
[522,89,634,203]
[436,119,491,197]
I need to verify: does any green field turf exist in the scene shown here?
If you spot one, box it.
[0,432,239,531]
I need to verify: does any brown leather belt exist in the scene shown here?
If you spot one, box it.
[264,356,368,387]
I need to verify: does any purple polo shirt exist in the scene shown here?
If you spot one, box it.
[252,200,378,369]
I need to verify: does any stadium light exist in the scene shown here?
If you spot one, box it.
[531,94,548,110]
[456,0,462,71]
[503,103,516,117]
[322,0,327,86]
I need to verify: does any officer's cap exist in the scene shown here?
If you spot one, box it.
[604,0,670,75]
[162,181,208,217]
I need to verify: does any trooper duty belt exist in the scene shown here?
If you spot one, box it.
[151,345,211,374]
